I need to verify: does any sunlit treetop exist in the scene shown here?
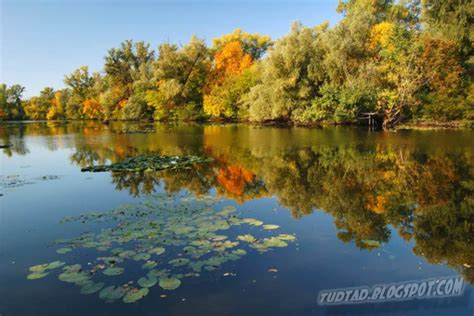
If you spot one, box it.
[212,28,273,60]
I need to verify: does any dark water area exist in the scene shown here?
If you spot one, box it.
[0,121,473,316]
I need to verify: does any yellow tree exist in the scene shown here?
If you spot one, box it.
[83,98,103,119]
[204,41,255,118]
[212,28,272,60]
[46,90,68,120]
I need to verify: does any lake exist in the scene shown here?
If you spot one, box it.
[1,121,473,316]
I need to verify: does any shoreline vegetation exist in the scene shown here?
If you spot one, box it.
[1,1,472,130]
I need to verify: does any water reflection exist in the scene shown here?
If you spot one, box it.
[1,121,473,285]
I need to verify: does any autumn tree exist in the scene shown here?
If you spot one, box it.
[204,41,256,118]
[421,0,473,60]
[0,84,26,120]
[211,28,272,60]
[244,22,327,121]
[146,36,210,120]
[64,66,96,119]
[24,87,55,120]
[47,90,70,120]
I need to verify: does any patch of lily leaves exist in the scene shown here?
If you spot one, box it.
[26,192,297,303]
[81,155,213,173]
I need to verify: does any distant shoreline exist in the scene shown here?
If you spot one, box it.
[1,119,472,130]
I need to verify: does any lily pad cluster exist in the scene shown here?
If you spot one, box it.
[81,155,213,172]
[27,193,297,304]
[0,174,61,195]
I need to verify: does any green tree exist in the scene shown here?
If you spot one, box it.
[244,22,327,121]
[64,66,96,119]
[146,36,210,120]
[24,87,55,120]
[0,84,26,120]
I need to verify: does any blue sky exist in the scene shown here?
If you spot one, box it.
[1,0,340,97]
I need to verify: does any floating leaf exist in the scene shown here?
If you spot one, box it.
[263,224,279,230]
[58,271,91,285]
[159,277,181,290]
[29,264,48,273]
[80,282,105,294]
[103,267,124,276]
[242,218,263,226]
[237,234,257,243]
[99,286,126,303]
[277,234,296,241]
[27,272,49,280]
[137,276,158,288]
[142,261,158,270]
[169,258,190,267]
[133,253,151,261]
[147,269,167,278]
[212,235,228,241]
[27,192,299,303]
[262,237,288,248]
[123,288,149,303]
[232,249,247,256]
[118,250,136,258]
[56,247,72,254]
[46,261,66,270]
[81,155,213,173]
[148,247,165,255]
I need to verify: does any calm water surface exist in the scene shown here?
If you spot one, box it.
[0,122,473,316]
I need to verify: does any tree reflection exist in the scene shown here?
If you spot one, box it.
[2,122,473,283]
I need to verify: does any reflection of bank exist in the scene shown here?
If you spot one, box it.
[4,122,474,285]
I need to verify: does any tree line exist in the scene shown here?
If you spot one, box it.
[1,0,472,129]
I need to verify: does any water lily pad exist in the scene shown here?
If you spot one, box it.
[80,282,105,294]
[147,269,167,278]
[232,249,247,256]
[237,234,257,243]
[29,192,299,303]
[27,272,49,280]
[118,250,136,258]
[168,258,190,267]
[103,267,124,276]
[99,286,126,303]
[137,276,158,288]
[148,247,165,255]
[81,155,213,173]
[159,277,181,290]
[212,235,228,241]
[263,237,288,248]
[133,253,151,261]
[56,247,72,254]
[123,288,149,303]
[142,261,158,270]
[242,218,263,226]
[29,264,48,273]
[46,261,66,270]
[277,234,296,241]
[58,271,91,285]
[263,224,279,230]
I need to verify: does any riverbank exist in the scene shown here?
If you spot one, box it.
[1,118,473,130]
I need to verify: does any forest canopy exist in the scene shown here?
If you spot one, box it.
[1,0,472,129]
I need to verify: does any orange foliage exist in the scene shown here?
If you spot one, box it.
[422,36,463,93]
[83,98,102,119]
[206,41,253,90]
[216,164,255,199]
[366,195,389,214]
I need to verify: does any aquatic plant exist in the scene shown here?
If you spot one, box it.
[81,155,213,172]
[27,193,297,304]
